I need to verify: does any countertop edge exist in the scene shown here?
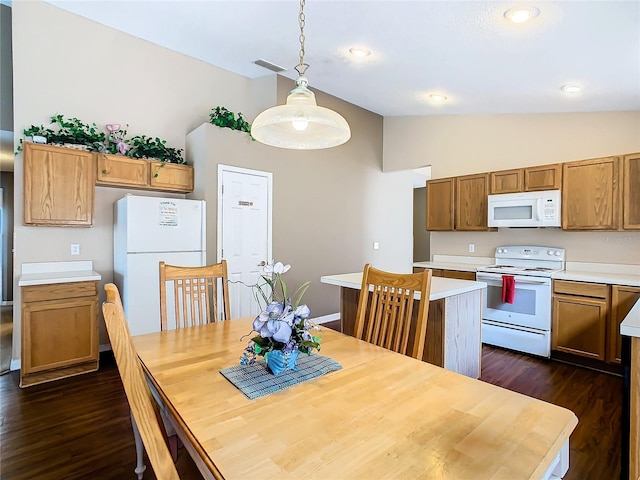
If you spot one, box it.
[412,263,640,286]
[620,299,640,338]
[18,270,102,287]
[320,273,486,301]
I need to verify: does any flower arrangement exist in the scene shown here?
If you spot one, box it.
[240,261,321,371]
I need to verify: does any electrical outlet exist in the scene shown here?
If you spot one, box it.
[71,243,80,255]
[468,243,475,253]
[373,242,380,250]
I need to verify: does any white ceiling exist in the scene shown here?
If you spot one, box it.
[42,0,639,117]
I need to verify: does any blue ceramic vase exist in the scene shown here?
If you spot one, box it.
[265,349,299,376]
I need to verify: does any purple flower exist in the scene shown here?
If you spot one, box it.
[294,304,311,319]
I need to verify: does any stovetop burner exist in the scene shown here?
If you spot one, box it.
[477,245,566,277]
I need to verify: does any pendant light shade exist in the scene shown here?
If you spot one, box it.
[251,0,351,150]
[252,76,351,150]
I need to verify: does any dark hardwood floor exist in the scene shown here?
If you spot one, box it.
[0,339,622,480]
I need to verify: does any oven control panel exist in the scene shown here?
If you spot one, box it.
[494,246,565,261]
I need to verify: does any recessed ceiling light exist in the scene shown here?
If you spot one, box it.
[561,84,583,94]
[429,94,448,103]
[348,47,371,58]
[504,6,540,23]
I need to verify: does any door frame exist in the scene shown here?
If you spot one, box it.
[216,163,273,273]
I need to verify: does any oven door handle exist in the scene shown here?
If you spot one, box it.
[476,273,550,285]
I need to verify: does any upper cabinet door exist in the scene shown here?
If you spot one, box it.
[562,156,620,230]
[23,143,95,227]
[426,178,454,231]
[455,173,490,231]
[490,169,523,194]
[149,163,194,193]
[96,154,149,188]
[623,153,640,230]
[524,164,562,191]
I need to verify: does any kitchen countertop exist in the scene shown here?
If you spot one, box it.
[413,254,493,273]
[413,261,481,273]
[620,298,640,338]
[553,270,640,287]
[321,272,486,300]
[18,261,101,287]
[413,257,640,287]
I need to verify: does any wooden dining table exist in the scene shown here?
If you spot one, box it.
[132,318,578,480]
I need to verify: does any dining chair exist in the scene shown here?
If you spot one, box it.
[354,264,432,360]
[159,260,230,331]
[102,283,180,480]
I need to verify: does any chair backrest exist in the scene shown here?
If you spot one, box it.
[159,260,230,331]
[353,264,432,359]
[102,283,180,480]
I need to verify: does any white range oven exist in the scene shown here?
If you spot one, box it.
[476,246,565,358]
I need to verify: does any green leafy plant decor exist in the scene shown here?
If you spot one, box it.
[127,135,185,165]
[17,114,186,165]
[17,114,106,153]
[209,106,254,140]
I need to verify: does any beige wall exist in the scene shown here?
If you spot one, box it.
[430,230,640,265]
[383,111,640,177]
[384,112,640,265]
[11,2,405,364]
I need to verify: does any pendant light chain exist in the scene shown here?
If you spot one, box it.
[296,0,309,76]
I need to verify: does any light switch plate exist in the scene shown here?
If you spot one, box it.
[71,243,80,255]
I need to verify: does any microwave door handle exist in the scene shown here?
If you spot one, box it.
[536,198,543,221]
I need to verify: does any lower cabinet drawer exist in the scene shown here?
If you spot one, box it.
[553,280,609,299]
[22,281,98,303]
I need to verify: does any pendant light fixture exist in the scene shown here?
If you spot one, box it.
[252,0,351,150]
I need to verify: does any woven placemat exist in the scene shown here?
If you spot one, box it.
[220,353,342,400]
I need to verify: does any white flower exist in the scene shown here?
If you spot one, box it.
[263,260,291,275]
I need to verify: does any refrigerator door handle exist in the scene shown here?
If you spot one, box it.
[200,200,207,263]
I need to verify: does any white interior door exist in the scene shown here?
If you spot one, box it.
[218,165,272,319]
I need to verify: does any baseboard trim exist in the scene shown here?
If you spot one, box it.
[312,312,339,324]
[10,358,20,371]
[99,343,112,353]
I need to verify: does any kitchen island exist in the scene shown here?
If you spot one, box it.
[621,298,640,480]
[321,272,486,378]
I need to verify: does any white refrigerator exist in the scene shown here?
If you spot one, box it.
[113,195,206,336]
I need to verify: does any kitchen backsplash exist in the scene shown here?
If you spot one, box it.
[430,230,640,265]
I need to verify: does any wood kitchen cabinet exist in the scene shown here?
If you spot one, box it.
[489,164,561,194]
[443,270,476,281]
[23,142,95,227]
[425,178,455,231]
[455,173,490,231]
[552,280,609,361]
[150,162,194,193]
[490,169,523,194]
[21,281,99,387]
[96,154,149,188]
[413,267,476,281]
[524,164,562,191]
[610,285,640,364]
[96,154,194,193]
[622,153,640,230]
[562,156,620,230]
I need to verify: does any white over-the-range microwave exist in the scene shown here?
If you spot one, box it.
[487,190,561,228]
